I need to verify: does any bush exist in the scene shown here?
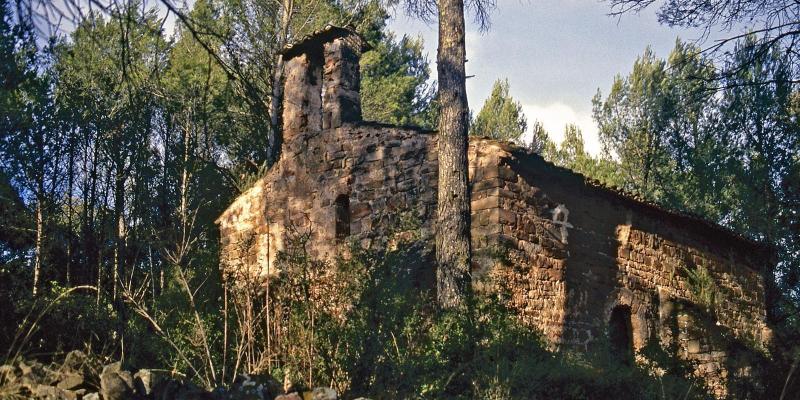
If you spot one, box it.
[268,237,711,399]
[0,229,720,399]
[0,283,118,363]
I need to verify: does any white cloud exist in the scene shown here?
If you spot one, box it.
[520,102,602,156]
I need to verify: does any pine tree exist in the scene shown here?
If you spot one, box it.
[470,78,527,142]
[527,120,553,155]
[361,33,436,128]
[592,46,673,198]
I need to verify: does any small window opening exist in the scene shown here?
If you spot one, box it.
[335,194,350,240]
[609,305,634,365]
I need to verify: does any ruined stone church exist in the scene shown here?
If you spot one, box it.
[216,26,773,397]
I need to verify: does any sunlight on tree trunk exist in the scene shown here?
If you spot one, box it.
[33,201,43,296]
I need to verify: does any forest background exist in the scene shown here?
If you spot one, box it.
[1,0,799,398]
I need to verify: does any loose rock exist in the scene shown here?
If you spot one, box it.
[56,372,84,390]
[100,364,133,400]
[134,369,167,396]
[311,387,337,400]
[275,393,303,400]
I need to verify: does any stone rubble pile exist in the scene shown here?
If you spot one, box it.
[0,350,353,400]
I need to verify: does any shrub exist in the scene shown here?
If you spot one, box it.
[267,236,711,399]
[1,283,115,363]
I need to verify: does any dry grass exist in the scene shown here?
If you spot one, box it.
[0,366,25,400]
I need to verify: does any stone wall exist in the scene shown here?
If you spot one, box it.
[217,122,439,281]
[482,147,773,397]
[217,26,774,398]
[216,125,503,279]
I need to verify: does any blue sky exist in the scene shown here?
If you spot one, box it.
[388,0,731,154]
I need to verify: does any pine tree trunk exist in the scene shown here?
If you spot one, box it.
[180,121,190,236]
[436,0,471,309]
[33,200,43,296]
[66,135,75,287]
[113,166,128,358]
[113,171,125,300]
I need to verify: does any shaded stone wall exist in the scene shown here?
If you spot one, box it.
[466,142,569,343]
[486,148,773,397]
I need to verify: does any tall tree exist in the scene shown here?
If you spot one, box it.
[592,47,673,199]
[718,36,799,320]
[402,0,494,308]
[53,4,170,357]
[470,78,527,142]
[0,0,67,295]
[606,0,800,84]
[593,40,722,208]
[659,40,724,218]
[527,120,554,155]
[361,32,436,128]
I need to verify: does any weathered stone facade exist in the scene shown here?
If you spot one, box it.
[216,26,773,398]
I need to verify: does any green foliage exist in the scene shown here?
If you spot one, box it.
[254,227,709,399]
[361,33,437,128]
[592,37,800,331]
[0,0,36,137]
[0,170,32,252]
[683,264,717,310]
[470,79,527,142]
[1,0,798,396]
[592,46,677,199]
[0,283,116,362]
[542,124,625,189]
[527,120,553,155]
[0,0,443,378]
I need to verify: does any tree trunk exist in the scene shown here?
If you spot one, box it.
[180,119,191,236]
[435,0,471,309]
[66,133,75,287]
[33,200,43,296]
[87,139,101,305]
[113,165,128,358]
[113,170,125,300]
[269,0,293,163]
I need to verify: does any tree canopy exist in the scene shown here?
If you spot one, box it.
[606,0,800,85]
[593,37,800,323]
[0,0,445,360]
[470,78,527,142]
[1,0,799,393]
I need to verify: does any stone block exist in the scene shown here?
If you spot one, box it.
[498,209,516,225]
[687,339,701,354]
[57,373,84,391]
[472,195,499,211]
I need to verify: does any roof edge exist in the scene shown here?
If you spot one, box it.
[281,25,371,61]
[469,136,774,265]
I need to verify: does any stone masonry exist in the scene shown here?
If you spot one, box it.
[216,26,774,398]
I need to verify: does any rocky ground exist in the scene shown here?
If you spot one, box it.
[0,351,350,400]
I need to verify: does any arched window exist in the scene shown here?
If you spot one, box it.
[335,194,350,240]
[609,305,634,364]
